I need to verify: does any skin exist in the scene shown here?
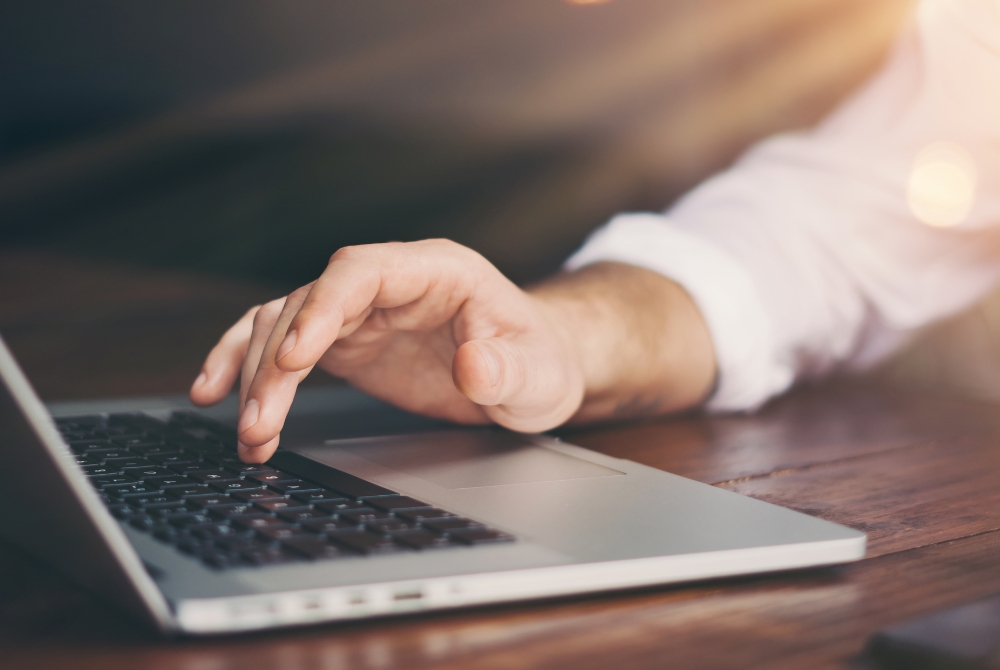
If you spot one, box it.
[190,240,717,463]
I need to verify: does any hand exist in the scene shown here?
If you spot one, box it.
[190,240,586,463]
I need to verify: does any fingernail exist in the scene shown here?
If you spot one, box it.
[193,371,207,388]
[238,398,260,434]
[276,329,298,361]
[480,346,500,386]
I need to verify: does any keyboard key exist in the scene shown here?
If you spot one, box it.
[207,503,257,519]
[142,474,191,488]
[224,463,275,475]
[127,445,177,457]
[365,518,413,533]
[253,498,308,513]
[89,450,132,461]
[126,494,174,509]
[327,530,405,555]
[256,525,308,542]
[448,528,516,545]
[230,488,285,502]
[282,536,346,559]
[202,454,243,468]
[129,515,156,531]
[164,484,215,499]
[149,454,199,467]
[314,499,367,514]
[104,457,153,469]
[276,508,331,524]
[301,518,356,534]
[111,437,163,450]
[84,465,121,477]
[201,550,240,569]
[74,454,98,466]
[153,526,179,543]
[290,490,347,505]
[186,469,240,484]
[421,518,486,534]
[391,529,454,550]
[69,439,114,454]
[186,494,236,509]
[339,509,390,525]
[176,537,206,555]
[190,524,243,540]
[169,513,214,528]
[121,466,174,480]
[106,483,160,498]
[231,515,284,531]
[145,502,191,517]
[267,451,397,500]
[214,535,259,552]
[367,496,433,512]
[240,546,294,566]
[268,479,321,495]
[246,471,299,485]
[209,480,264,493]
[89,474,135,488]
[393,508,458,523]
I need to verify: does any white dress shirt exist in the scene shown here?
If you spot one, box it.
[566,0,1000,412]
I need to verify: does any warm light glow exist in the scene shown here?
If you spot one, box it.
[563,0,614,5]
[907,141,977,228]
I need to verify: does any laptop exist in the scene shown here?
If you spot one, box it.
[0,333,866,635]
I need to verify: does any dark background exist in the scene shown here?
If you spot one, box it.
[0,0,915,399]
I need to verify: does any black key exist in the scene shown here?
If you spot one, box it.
[169,513,214,528]
[276,508,331,524]
[153,526,179,543]
[104,457,153,469]
[268,479,321,495]
[189,524,243,540]
[391,529,454,550]
[421,518,486,534]
[164,484,215,499]
[208,503,257,520]
[231,515,284,531]
[145,501,191,517]
[149,454,200,467]
[327,530,404,555]
[253,498,308,513]
[267,451,397,500]
[314,499,367,515]
[290,490,347,505]
[89,474,135,488]
[129,515,156,531]
[230,488,285,502]
[209,480,264,493]
[365,518,413,534]
[301,518,356,534]
[106,503,130,517]
[83,465,121,477]
[121,466,174,480]
[186,493,236,509]
[127,444,177,457]
[257,525,308,543]
[396,508,458,523]
[111,507,141,520]
[143,474,191,488]
[69,439,114,454]
[339,509,390,525]
[201,454,242,468]
[176,537,206,555]
[126,494,174,509]
[111,437,163,450]
[186,469,240,484]
[73,454,98,466]
[224,463,275,475]
[282,536,345,559]
[449,528,516,545]
[367,496,433,512]
[106,483,160,498]
[89,449,132,461]
[246,471,299,485]
[201,550,240,569]
[240,546,294,566]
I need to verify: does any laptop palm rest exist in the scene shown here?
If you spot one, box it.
[327,430,623,489]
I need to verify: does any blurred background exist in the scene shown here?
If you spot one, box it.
[7,0,986,407]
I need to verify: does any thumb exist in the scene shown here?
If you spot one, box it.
[452,336,583,432]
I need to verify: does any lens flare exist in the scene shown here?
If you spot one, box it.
[907,141,977,228]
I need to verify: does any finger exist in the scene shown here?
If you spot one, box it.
[452,335,584,433]
[237,290,314,460]
[190,306,259,407]
[273,240,482,373]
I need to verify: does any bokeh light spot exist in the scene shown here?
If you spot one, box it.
[907,141,977,228]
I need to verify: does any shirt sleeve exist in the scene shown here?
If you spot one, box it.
[565,0,1000,412]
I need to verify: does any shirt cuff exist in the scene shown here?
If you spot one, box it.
[564,213,794,412]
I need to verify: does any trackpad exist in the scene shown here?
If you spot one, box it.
[328,430,623,489]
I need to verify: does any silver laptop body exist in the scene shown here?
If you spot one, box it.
[0,334,865,634]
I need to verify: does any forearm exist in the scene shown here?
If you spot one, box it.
[529,262,716,423]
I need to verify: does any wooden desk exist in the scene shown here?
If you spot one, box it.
[4,252,1000,669]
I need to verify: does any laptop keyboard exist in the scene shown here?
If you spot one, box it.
[55,411,514,570]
